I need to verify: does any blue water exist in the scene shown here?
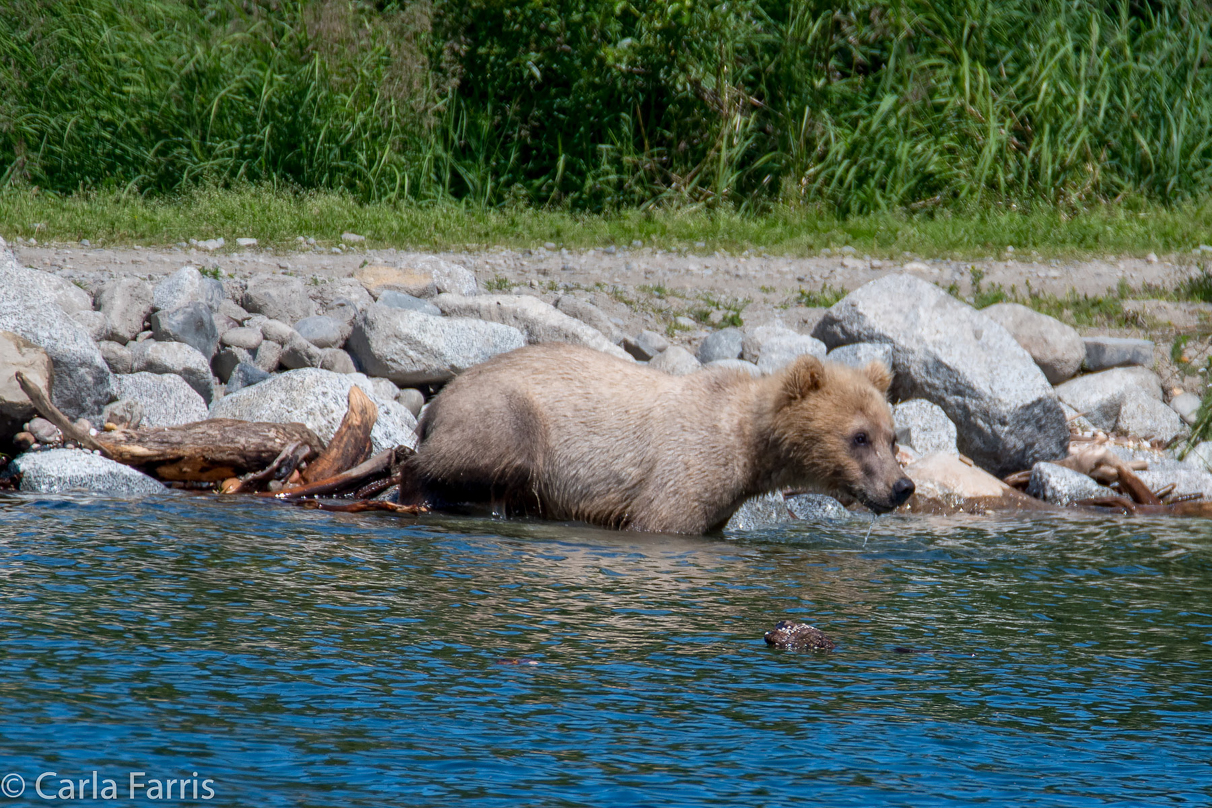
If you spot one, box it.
[1,494,1210,806]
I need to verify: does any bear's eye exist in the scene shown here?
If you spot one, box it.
[852,431,868,447]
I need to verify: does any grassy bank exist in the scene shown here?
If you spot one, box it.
[3,187,1212,258]
[3,0,1212,212]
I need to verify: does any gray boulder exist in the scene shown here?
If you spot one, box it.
[433,294,630,360]
[555,296,624,344]
[1117,389,1186,443]
[98,341,133,374]
[153,266,223,312]
[70,309,111,342]
[725,492,793,531]
[101,398,144,429]
[226,362,270,394]
[1,331,52,438]
[294,315,346,349]
[130,340,215,403]
[218,299,251,324]
[812,273,1068,476]
[1053,367,1163,432]
[1136,464,1212,499]
[1170,392,1201,425]
[346,304,526,386]
[893,399,958,455]
[786,493,853,521]
[0,241,114,418]
[398,388,425,417]
[150,303,219,359]
[210,367,418,453]
[697,328,744,363]
[256,318,295,345]
[97,278,154,342]
[280,331,324,370]
[826,341,895,371]
[377,291,441,317]
[311,277,374,311]
[220,326,263,352]
[357,255,478,299]
[623,330,670,361]
[981,302,1085,384]
[253,340,282,373]
[320,348,357,374]
[755,330,827,375]
[14,448,164,496]
[1082,336,1154,371]
[243,274,317,324]
[649,345,701,376]
[115,372,208,427]
[1026,462,1114,505]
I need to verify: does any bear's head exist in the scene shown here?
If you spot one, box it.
[768,355,914,513]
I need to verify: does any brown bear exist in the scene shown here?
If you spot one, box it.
[405,344,913,534]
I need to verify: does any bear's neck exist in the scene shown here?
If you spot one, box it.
[739,376,803,497]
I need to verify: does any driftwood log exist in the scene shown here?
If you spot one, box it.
[301,386,376,483]
[16,371,324,481]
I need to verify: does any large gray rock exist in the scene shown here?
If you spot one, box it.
[1026,462,1114,505]
[981,302,1085,384]
[377,291,441,317]
[704,358,761,377]
[754,329,827,375]
[256,318,294,345]
[225,362,270,394]
[649,345,701,376]
[209,367,418,453]
[115,372,208,427]
[279,331,324,370]
[555,296,624,344]
[432,294,630,360]
[97,278,154,342]
[1136,464,1212,499]
[153,266,223,312]
[1053,367,1164,432]
[221,326,263,352]
[697,328,744,363]
[243,275,317,324]
[320,348,357,374]
[150,303,219,359]
[15,269,93,315]
[130,340,215,404]
[826,341,895,371]
[623,330,670,361]
[293,315,346,349]
[1082,336,1154,371]
[70,309,111,342]
[1170,392,1201,425]
[812,273,1068,476]
[347,304,526,386]
[14,448,164,496]
[211,347,254,383]
[253,340,282,373]
[1116,389,1186,442]
[1,331,52,438]
[311,277,374,311]
[893,399,958,455]
[0,241,114,418]
[98,341,133,374]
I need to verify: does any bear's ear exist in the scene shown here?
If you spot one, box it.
[780,355,824,405]
[863,360,892,394]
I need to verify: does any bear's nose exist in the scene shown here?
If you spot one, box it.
[891,477,915,505]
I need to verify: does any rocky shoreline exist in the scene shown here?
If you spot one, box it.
[3,233,1212,529]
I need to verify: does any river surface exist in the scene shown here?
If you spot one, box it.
[1,494,1210,807]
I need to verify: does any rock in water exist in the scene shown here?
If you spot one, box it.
[209,367,419,453]
[346,304,525,386]
[981,302,1086,384]
[1,331,52,439]
[114,372,208,427]
[1027,462,1114,505]
[764,620,836,651]
[725,492,793,531]
[785,493,853,521]
[432,294,631,360]
[0,239,115,419]
[14,448,164,496]
[813,273,1068,476]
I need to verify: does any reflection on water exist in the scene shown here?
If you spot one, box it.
[1,494,1210,806]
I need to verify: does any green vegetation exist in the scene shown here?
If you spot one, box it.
[4,0,1212,214]
[3,186,1212,257]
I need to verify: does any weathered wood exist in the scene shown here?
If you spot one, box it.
[222,441,312,494]
[261,449,393,499]
[17,371,324,481]
[297,499,426,515]
[301,386,377,484]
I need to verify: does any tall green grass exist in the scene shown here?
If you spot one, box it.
[3,0,1212,213]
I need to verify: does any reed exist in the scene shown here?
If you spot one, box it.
[2,0,1211,213]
